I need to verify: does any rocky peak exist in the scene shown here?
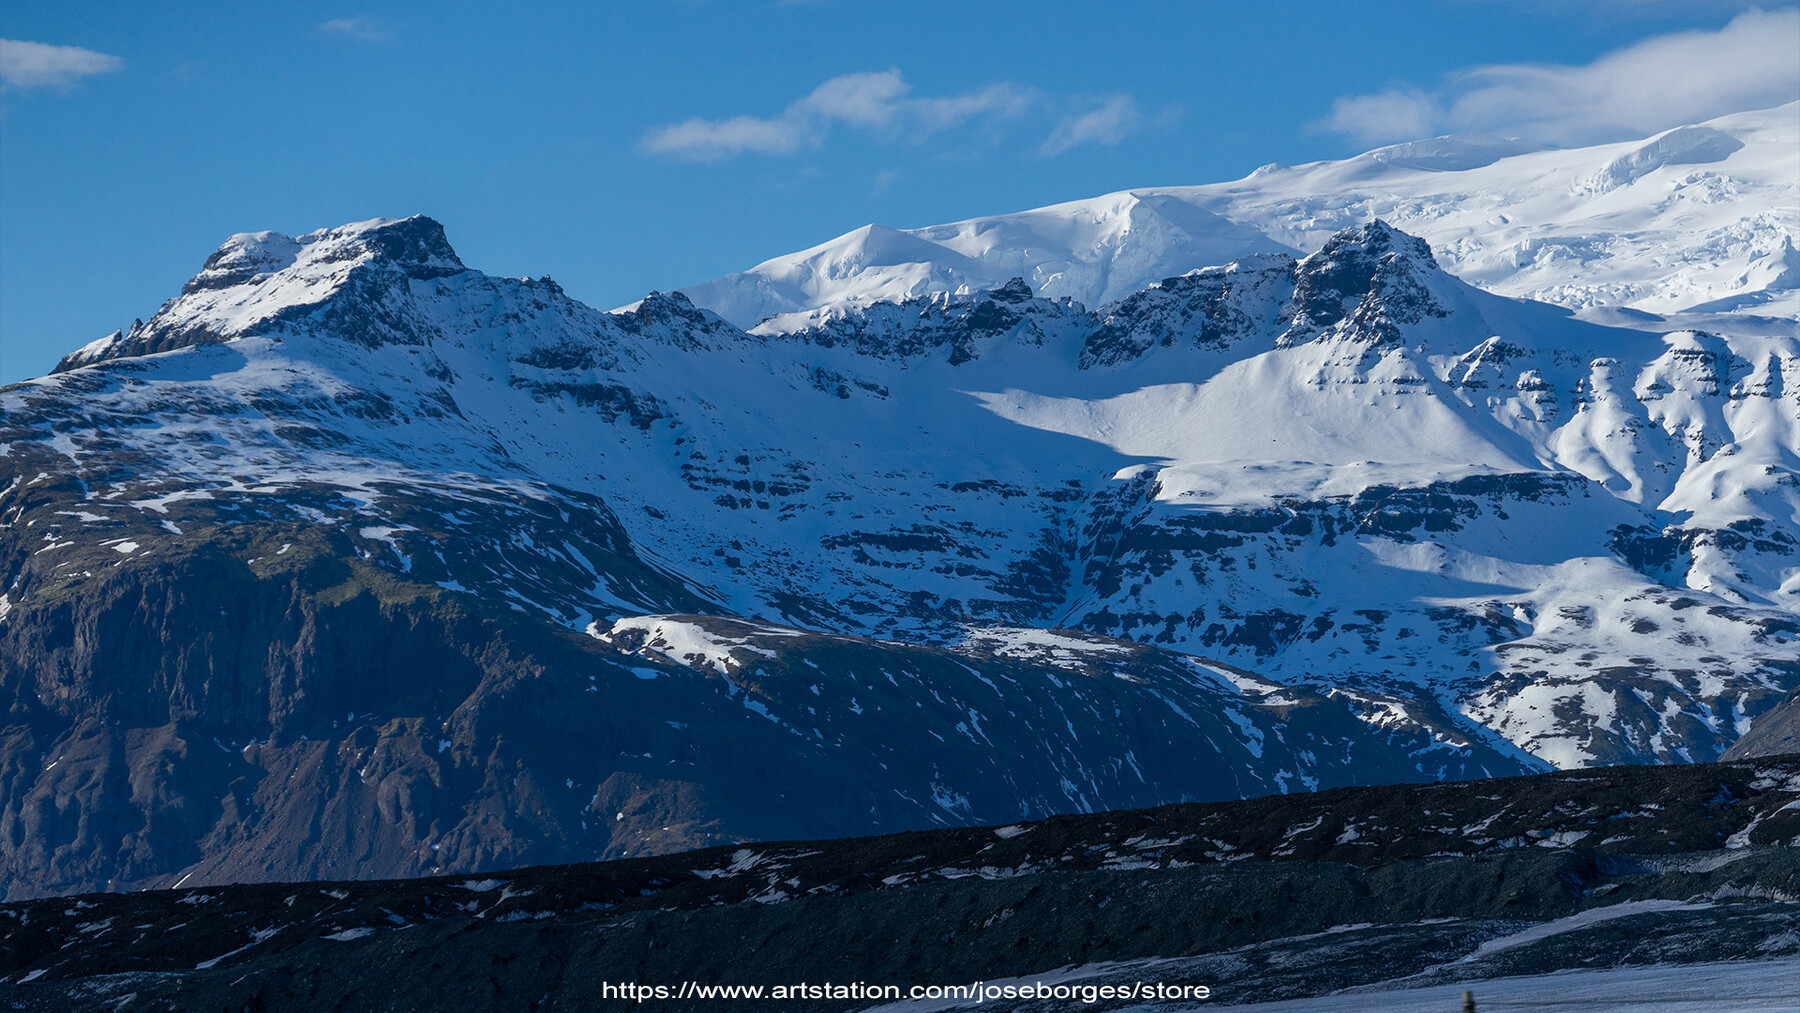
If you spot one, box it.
[182,216,465,295]
[329,215,467,280]
[610,290,743,350]
[1080,254,1298,368]
[1283,220,1448,344]
[987,277,1035,304]
[780,276,1084,367]
[183,231,306,294]
[53,216,469,373]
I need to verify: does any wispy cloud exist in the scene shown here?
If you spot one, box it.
[642,69,1043,161]
[318,18,388,43]
[646,115,809,159]
[1458,0,1769,15]
[1321,88,1439,145]
[1319,8,1800,146]
[0,39,122,90]
[1040,94,1146,155]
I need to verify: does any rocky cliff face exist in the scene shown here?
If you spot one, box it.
[0,492,1527,899]
[1725,687,1800,760]
[4,215,1796,897]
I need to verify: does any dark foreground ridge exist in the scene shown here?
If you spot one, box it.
[4,755,1799,1010]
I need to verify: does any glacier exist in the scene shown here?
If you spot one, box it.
[675,102,1799,331]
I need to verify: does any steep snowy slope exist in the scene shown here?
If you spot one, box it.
[3,215,1797,894]
[678,103,1799,329]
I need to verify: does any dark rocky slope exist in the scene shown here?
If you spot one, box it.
[1726,686,1800,760]
[4,755,1797,1011]
[0,460,1527,900]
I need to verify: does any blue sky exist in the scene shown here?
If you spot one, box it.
[2,1,1795,383]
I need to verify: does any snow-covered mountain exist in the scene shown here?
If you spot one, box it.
[3,206,1797,895]
[676,103,1799,331]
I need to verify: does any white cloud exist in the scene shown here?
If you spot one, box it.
[0,39,122,90]
[643,115,808,159]
[796,70,912,128]
[642,69,1041,161]
[318,18,388,43]
[1320,8,1800,146]
[1040,94,1146,155]
[910,83,1038,132]
[1318,88,1439,147]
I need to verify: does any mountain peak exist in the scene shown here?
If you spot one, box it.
[184,231,305,294]
[1285,220,1447,342]
[1309,219,1439,269]
[55,215,467,372]
[184,216,464,295]
[312,215,466,280]
[613,289,740,345]
[988,277,1034,304]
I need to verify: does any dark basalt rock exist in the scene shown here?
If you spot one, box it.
[613,290,740,346]
[1285,219,1448,343]
[1081,255,1297,367]
[987,276,1034,303]
[3,756,1797,1011]
[1726,688,1800,759]
[352,215,467,281]
[788,281,1081,364]
[509,377,668,429]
